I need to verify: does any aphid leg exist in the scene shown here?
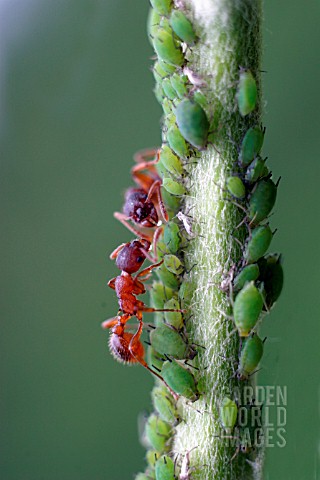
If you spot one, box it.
[230,446,240,463]
[113,211,153,241]
[216,306,233,321]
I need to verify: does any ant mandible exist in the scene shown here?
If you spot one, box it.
[114,148,168,251]
[102,239,184,392]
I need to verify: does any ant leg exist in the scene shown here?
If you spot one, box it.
[113,212,153,241]
[109,243,126,260]
[107,277,116,290]
[135,260,164,280]
[138,229,163,264]
[141,306,186,314]
[146,179,169,223]
[101,316,120,329]
[133,148,158,164]
[131,149,161,190]
[101,313,131,330]
[152,226,164,258]
[129,320,179,400]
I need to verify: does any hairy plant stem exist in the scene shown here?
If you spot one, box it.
[172,1,263,478]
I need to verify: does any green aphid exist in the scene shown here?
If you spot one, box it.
[162,360,199,401]
[152,386,180,424]
[164,254,184,275]
[239,126,264,166]
[148,346,165,372]
[257,254,284,309]
[245,225,273,264]
[160,146,184,175]
[145,468,156,480]
[238,334,264,379]
[164,297,183,329]
[169,9,196,44]
[162,177,187,196]
[220,397,238,434]
[164,112,177,130]
[226,176,246,199]
[237,69,258,116]
[147,8,161,45]
[146,449,159,468]
[156,241,168,260]
[162,98,174,116]
[150,324,196,360]
[153,61,169,81]
[233,264,260,292]
[156,155,168,178]
[175,99,209,149]
[193,90,208,109]
[233,281,263,337]
[154,83,166,105]
[164,222,181,254]
[167,125,189,159]
[153,71,163,87]
[179,280,194,306]
[156,263,180,289]
[155,455,175,480]
[150,282,175,309]
[248,178,277,225]
[145,413,172,452]
[245,156,267,183]
[153,28,185,67]
[158,58,177,74]
[162,77,177,101]
[161,188,181,214]
[170,73,188,99]
[158,16,173,35]
[150,0,173,16]
[237,403,264,453]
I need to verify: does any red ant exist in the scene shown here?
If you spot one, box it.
[102,238,184,392]
[114,148,167,250]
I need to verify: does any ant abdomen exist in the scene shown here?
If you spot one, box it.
[109,329,144,365]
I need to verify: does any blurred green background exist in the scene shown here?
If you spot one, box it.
[0,1,319,479]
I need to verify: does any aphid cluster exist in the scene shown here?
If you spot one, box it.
[224,70,283,382]
[103,1,283,478]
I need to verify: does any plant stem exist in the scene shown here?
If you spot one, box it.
[172,1,263,478]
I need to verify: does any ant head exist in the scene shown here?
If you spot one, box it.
[123,188,158,227]
[115,239,150,273]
